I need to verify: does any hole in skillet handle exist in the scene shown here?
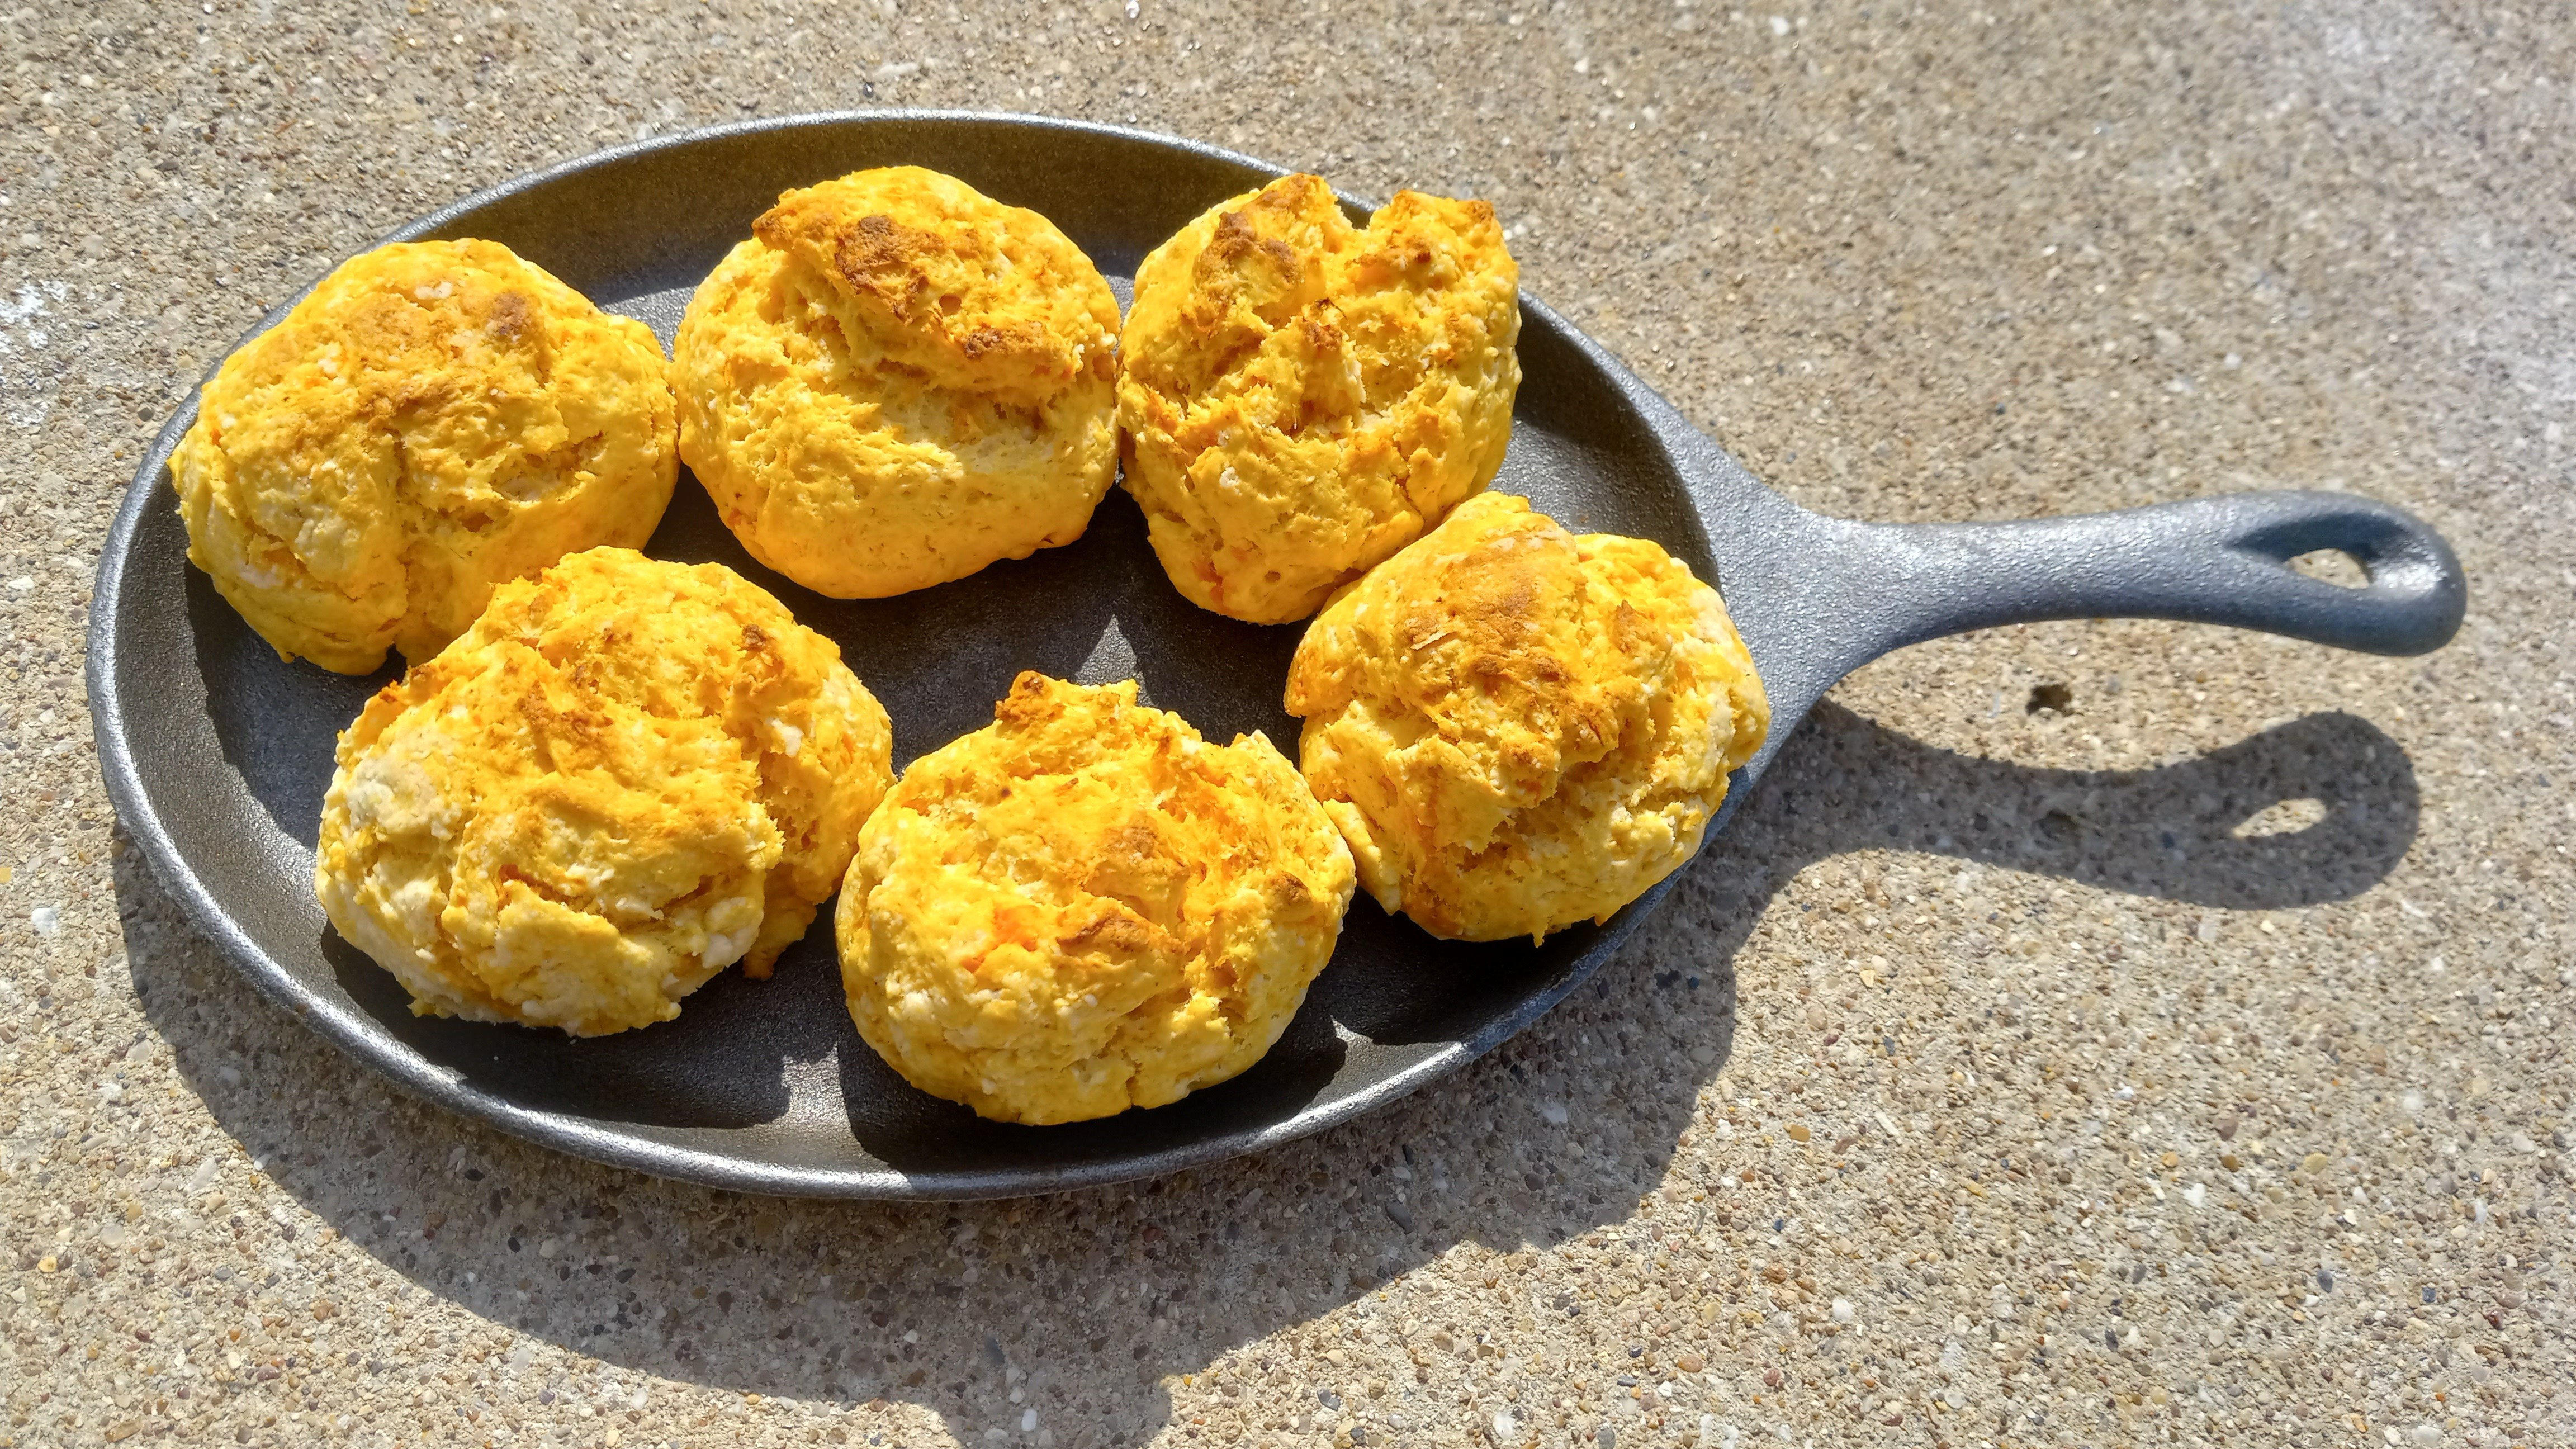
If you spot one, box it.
[2286,548,2369,589]
[2218,491,2465,655]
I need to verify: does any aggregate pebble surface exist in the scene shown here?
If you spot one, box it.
[3,2,2571,1447]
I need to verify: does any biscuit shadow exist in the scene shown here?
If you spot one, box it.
[111,699,2421,1447]
[1317,896,1613,1048]
[186,562,393,847]
[319,924,850,1132]
[835,990,1348,1177]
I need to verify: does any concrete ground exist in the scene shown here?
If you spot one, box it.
[2,1,2569,1446]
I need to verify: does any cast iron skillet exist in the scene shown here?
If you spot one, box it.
[87,113,2466,1199]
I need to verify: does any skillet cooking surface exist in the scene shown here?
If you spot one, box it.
[93,113,1721,1197]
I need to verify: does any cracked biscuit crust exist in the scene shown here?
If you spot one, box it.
[674,167,1120,598]
[836,673,1356,1125]
[1119,173,1519,623]
[315,548,893,1037]
[1285,493,1769,943]
[174,239,677,674]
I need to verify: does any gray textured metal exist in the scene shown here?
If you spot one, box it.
[86,112,2466,1200]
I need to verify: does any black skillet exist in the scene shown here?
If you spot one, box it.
[87,113,2466,1199]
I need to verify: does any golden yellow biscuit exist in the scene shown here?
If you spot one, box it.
[1118,173,1520,624]
[173,239,676,674]
[315,548,893,1036]
[674,167,1120,598]
[836,673,1356,1125]
[1285,493,1769,943]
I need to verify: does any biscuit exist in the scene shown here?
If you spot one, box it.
[836,672,1356,1125]
[1118,173,1519,623]
[315,548,893,1036]
[673,167,1120,598]
[1284,493,1769,943]
[173,239,676,674]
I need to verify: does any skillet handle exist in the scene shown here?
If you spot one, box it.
[1831,489,2465,660]
[1707,486,2468,787]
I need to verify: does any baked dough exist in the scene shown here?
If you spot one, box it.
[174,239,676,674]
[673,167,1120,598]
[1118,173,1519,623]
[315,548,892,1036]
[836,672,1356,1124]
[1285,493,1768,943]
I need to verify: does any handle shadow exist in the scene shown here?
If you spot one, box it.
[1748,703,2419,913]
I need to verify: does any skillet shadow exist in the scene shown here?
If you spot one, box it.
[116,700,2417,1445]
